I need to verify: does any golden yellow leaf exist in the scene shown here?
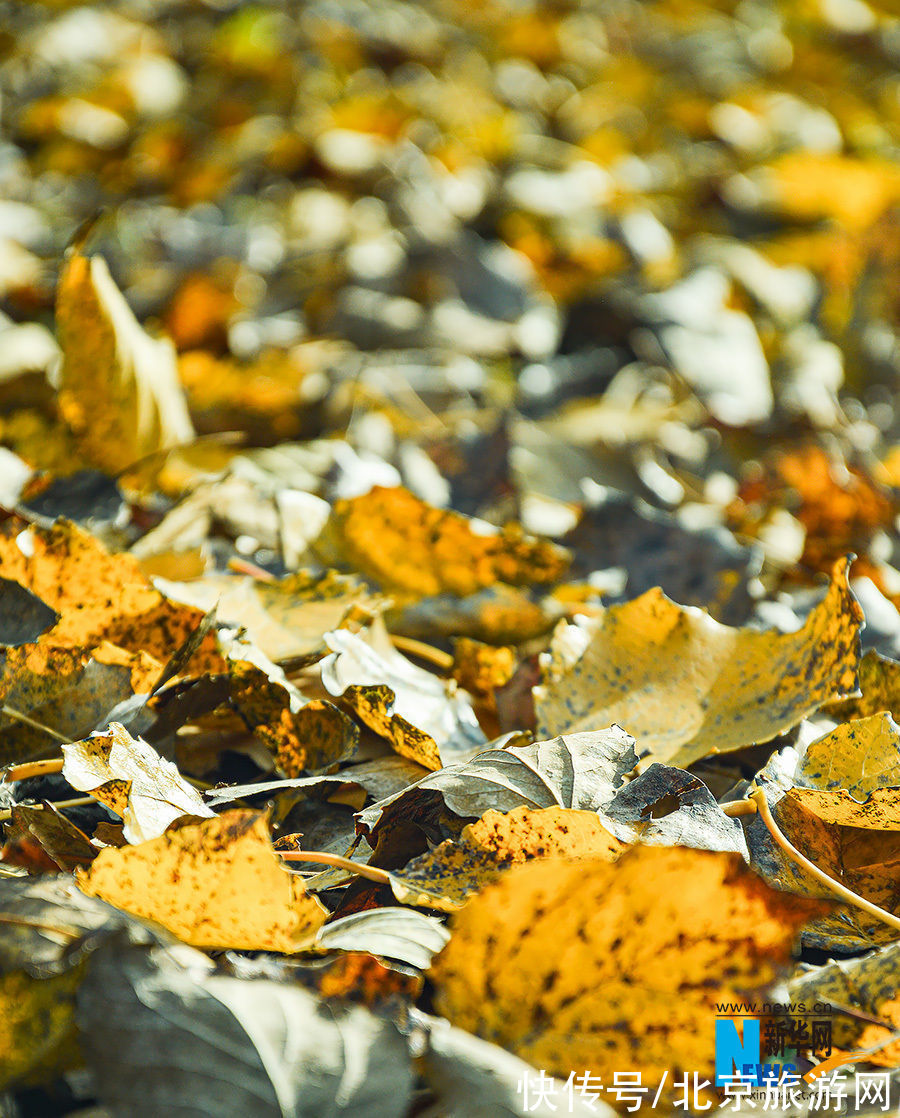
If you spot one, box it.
[795,712,900,798]
[826,650,900,722]
[535,556,862,768]
[77,810,327,951]
[55,248,194,474]
[0,519,223,668]
[430,847,825,1093]
[314,486,569,599]
[390,805,626,911]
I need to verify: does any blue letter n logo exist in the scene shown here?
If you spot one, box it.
[715,1018,760,1086]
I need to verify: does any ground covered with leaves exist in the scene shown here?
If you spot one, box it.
[4,0,900,1115]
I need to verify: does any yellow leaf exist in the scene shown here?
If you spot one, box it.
[55,248,194,474]
[535,556,862,768]
[430,847,825,1094]
[77,810,327,951]
[315,485,569,599]
[390,805,626,911]
[0,519,223,668]
[826,650,900,722]
[795,712,900,798]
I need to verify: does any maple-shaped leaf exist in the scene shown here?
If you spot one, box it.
[430,847,826,1102]
[55,247,194,474]
[535,556,862,768]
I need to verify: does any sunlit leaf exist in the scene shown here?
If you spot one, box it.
[56,248,194,474]
[430,847,826,1097]
[62,721,213,843]
[77,810,327,951]
[535,557,862,768]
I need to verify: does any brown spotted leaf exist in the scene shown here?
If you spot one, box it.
[314,485,569,599]
[77,810,327,951]
[388,805,626,911]
[0,519,223,668]
[430,847,826,1098]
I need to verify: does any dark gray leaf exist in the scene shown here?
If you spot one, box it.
[601,763,748,855]
[78,935,413,1118]
[0,577,58,646]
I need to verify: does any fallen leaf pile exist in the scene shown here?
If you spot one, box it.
[6,0,900,1114]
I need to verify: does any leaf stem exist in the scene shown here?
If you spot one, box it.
[389,635,454,671]
[748,788,900,933]
[0,796,96,824]
[721,798,757,818]
[277,849,391,884]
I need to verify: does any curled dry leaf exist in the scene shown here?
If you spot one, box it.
[535,556,862,769]
[314,485,569,599]
[77,810,327,951]
[388,805,627,911]
[55,248,194,475]
[320,623,486,770]
[430,847,827,1101]
[62,721,213,844]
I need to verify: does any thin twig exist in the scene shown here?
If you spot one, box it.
[3,758,64,783]
[277,849,391,885]
[749,788,900,933]
[1,706,68,744]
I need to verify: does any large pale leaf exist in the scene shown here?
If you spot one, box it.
[78,933,412,1118]
[357,726,637,838]
[535,556,862,768]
